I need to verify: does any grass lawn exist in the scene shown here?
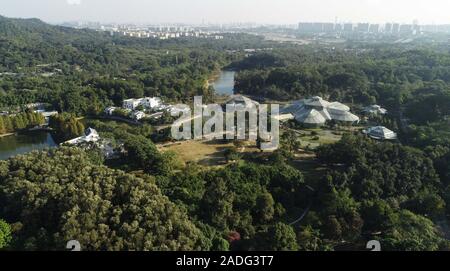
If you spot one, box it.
[158,139,262,167]
[157,140,235,167]
[283,127,344,150]
[286,149,328,186]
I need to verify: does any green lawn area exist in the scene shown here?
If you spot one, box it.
[158,139,262,168]
[284,127,344,150]
[283,123,368,150]
[158,140,234,167]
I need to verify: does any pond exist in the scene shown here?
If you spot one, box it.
[0,131,58,160]
[212,70,236,96]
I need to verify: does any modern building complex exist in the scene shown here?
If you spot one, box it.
[282,96,359,126]
[123,97,162,110]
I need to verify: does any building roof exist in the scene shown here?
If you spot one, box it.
[295,108,327,124]
[328,102,350,112]
[364,126,397,140]
[123,98,141,103]
[329,110,360,122]
[143,97,162,103]
[283,97,359,124]
[65,128,100,145]
[226,94,259,109]
[274,113,295,121]
[363,104,388,115]
[85,127,98,137]
[40,111,58,118]
[281,100,306,114]
[318,108,332,121]
[168,105,190,115]
[105,106,116,112]
[303,96,330,108]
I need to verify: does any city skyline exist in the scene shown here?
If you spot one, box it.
[1,0,450,25]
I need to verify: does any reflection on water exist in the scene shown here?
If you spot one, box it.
[0,131,57,160]
[212,71,235,95]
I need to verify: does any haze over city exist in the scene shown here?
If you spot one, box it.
[1,0,450,25]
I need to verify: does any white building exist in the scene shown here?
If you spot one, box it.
[363,126,397,140]
[363,105,388,115]
[142,97,162,109]
[281,96,359,126]
[104,106,116,115]
[64,128,101,145]
[132,111,146,120]
[26,102,46,109]
[123,98,142,110]
[167,105,190,115]
[123,97,162,110]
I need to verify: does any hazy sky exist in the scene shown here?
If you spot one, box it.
[1,0,450,25]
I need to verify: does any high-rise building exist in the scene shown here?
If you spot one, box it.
[399,24,413,34]
[298,22,314,32]
[384,23,392,33]
[312,23,324,32]
[422,24,437,33]
[343,23,353,32]
[369,24,379,33]
[392,23,400,33]
[323,23,335,32]
[412,20,421,33]
[356,23,370,32]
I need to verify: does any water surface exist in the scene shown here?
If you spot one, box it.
[0,131,57,160]
[212,70,235,95]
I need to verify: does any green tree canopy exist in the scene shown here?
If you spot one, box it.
[0,147,206,251]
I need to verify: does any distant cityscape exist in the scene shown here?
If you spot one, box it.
[297,21,450,34]
[60,22,240,40]
[59,20,450,41]
[68,23,226,40]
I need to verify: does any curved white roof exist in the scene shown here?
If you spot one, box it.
[282,96,359,124]
[226,94,259,109]
[364,126,397,140]
[328,102,350,112]
[280,100,306,114]
[304,96,330,108]
[329,111,360,122]
[318,108,332,121]
[295,108,327,124]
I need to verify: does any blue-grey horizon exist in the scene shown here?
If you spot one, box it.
[1,0,450,25]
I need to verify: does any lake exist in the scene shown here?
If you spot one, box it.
[212,70,235,95]
[0,131,58,160]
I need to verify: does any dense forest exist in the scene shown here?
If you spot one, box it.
[0,15,271,114]
[2,131,449,250]
[233,47,450,106]
[1,15,450,251]
[0,111,45,134]
[0,148,206,250]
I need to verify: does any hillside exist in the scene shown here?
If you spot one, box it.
[0,15,117,71]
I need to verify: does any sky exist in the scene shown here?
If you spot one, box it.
[1,0,450,25]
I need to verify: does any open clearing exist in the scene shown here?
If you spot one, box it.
[158,139,262,167]
[158,140,234,167]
